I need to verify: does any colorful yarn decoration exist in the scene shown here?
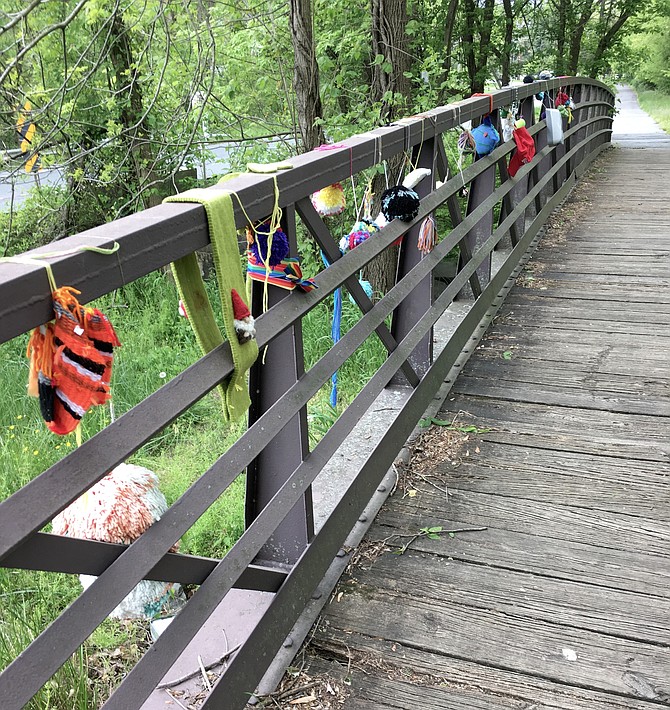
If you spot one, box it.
[348,279,373,305]
[52,462,185,619]
[231,288,256,344]
[471,115,500,157]
[330,284,341,407]
[310,183,346,216]
[26,286,120,435]
[381,186,420,223]
[458,130,476,155]
[348,229,371,250]
[319,250,342,408]
[247,252,317,292]
[417,215,437,255]
[246,221,289,266]
[355,218,380,235]
[555,91,570,107]
[339,219,380,254]
[558,104,573,123]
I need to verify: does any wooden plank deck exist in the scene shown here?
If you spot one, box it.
[301,93,670,708]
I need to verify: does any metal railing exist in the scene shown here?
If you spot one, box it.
[0,77,614,708]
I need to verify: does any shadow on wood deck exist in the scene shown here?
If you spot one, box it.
[297,96,670,709]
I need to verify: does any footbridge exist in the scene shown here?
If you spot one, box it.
[1,79,668,709]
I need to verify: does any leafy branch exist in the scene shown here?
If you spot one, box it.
[388,525,488,555]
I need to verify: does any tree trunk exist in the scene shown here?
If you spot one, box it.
[567,0,595,74]
[555,0,568,75]
[289,0,324,152]
[589,9,633,74]
[501,0,514,86]
[371,0,411,121]
[365,0,413,298]
[108,11,157,207]
[477,0,496,75]
[463,0,494,93]
[462,0,479,93]
[438,0,459,101]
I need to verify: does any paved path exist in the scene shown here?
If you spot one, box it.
[302,89,670,708]
[612,84,670,147]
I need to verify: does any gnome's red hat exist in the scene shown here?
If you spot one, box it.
[231,289,251,321]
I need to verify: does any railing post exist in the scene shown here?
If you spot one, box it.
[390,135,435,382]
[578,83,594,169]
[458,110,498,297]
[538,87,555,208]
[566,83,583,176]
[529,120,547,218]
[605,86,615,145]
[246,204,313,565]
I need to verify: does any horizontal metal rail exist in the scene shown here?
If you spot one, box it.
[1,533,286,591]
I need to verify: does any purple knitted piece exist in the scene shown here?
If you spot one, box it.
[250,222,290,266]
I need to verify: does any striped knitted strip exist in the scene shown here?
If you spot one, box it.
[247,253,317,292]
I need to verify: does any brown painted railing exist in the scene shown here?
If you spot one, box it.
[0,77,614,708]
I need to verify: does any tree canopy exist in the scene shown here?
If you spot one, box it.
[0,0,659,249]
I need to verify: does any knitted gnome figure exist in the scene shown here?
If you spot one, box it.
[52,463,185,619]
[231,288,256,344]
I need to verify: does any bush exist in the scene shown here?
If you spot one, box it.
[0,185,70,255]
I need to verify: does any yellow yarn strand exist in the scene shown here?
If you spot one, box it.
[0,240,120,295]
[2,254,58,292]
[225,175,282,313]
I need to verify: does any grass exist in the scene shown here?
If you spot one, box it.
[634,87,670,133]
[0,265,390,707]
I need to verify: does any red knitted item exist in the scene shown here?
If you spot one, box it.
[508,126,536,178]
[27,287,120,435]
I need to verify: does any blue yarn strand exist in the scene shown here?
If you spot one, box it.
[321,251,341,408]
[330,285,342,408]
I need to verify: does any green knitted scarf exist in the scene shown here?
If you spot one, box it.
[164,187,258,421]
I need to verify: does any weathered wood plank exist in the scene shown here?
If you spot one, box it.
[519,272,670,287]
[318,587,670,700]
[438,395,670,462]
[463,350,670,381]
[527,262,669,278]
[309,657,555,710]
[380,487,670,557]
[430,441,670,519]
[481,325,670,351]
[310,633,670,710]
[346,551,670,644]
[452,375,669,416]
[490,314,670,338]
[503,293,670,320]
[371,514,670,597]
[514,282,670,303]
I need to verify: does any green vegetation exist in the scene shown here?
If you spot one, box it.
[635,89,670,133]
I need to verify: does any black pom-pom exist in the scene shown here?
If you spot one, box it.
[381,186,420,222]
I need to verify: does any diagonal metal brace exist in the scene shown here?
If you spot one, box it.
[295,198,421,388]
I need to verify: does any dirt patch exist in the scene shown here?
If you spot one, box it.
[252,649,349,708]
